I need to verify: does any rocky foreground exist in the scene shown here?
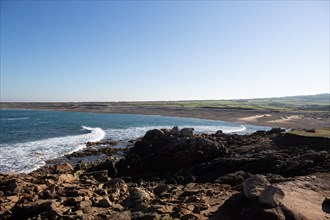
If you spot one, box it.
[1,127,330,219]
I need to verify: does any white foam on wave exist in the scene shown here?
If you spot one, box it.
[0,126,105,173]
[2,117,29,121]
[104,125,246,142]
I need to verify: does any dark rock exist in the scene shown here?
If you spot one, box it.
[215,130,223,136]
[81,170,109,182]
[274,133,330,151]
[153,184,170,196]
[180,128,194,137]
[96,198,112,208]
[215,171,251,187]
[217,192,305,220]
[322,197,330,214]
[141,129,165,144]
[170,126,180,136]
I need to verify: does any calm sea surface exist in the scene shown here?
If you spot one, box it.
[0,110,269,173]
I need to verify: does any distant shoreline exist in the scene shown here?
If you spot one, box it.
[1,103,329,129]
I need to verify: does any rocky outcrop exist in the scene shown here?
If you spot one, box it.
[215,176,307,220]
[116,128,228,180]
[1,127,329,219]
[116,127,329,182]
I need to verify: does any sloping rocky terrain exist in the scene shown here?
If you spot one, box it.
[1,127,329,219]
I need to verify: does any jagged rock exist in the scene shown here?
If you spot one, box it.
[116,128,227,179]
[172,204,195,218]
[298,151,328,162]
[217,192,305,220]
[243,175,270,199]
[81,170,109,182]
[145,204,174,214]
[215,171,251,187]
[3,178,28,195]
[97,197,112,208]
[130,188,153,203]
[106,178,128,202]
[141,129,165,144]
[154,184,170,195]
[58,174,76,183]
[170,126,181,136]
[259,185,285,207]
[215,130,224,136]
[52,163,73,173]
[181,128,194,137]
[64,196,83,206]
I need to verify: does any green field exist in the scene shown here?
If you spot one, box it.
[126,94,329,112]
[289,128,330,138]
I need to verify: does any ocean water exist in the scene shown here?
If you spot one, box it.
[0,110,269,173]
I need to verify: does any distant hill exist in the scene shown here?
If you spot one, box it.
[1,94,329,112]
[137,94,330,111]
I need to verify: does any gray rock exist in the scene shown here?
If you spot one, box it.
[130,188,153,203]
[243,175,270,199]
[259,185,285,207]
[171,126,181,136]
[180,128,194,137]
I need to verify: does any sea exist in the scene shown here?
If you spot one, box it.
[0,110,269,173]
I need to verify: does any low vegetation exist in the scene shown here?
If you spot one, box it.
[289,127,330,138]
[127,93,330,111]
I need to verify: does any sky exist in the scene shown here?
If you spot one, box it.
[0,1,329,102]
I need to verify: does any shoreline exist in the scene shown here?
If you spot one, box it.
[1,127,329,219]
[1,104,329,129]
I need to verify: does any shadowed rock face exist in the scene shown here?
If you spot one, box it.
[116,128,228,180]
[214,175,307,220]
[115,128,329,182]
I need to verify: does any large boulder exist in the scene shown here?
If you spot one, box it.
[259,185,285,208]
[180,128,194,137]
[116,128,227,179]
[141,129,165,144]
[170,126,181,136]
[243,175,270,199]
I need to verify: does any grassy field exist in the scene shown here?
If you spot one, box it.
[127,94,329,112]
[289,127,330,138]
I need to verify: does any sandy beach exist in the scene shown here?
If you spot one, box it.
[1,102,329,129]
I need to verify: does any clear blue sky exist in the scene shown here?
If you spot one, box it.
[1,1,329,102]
